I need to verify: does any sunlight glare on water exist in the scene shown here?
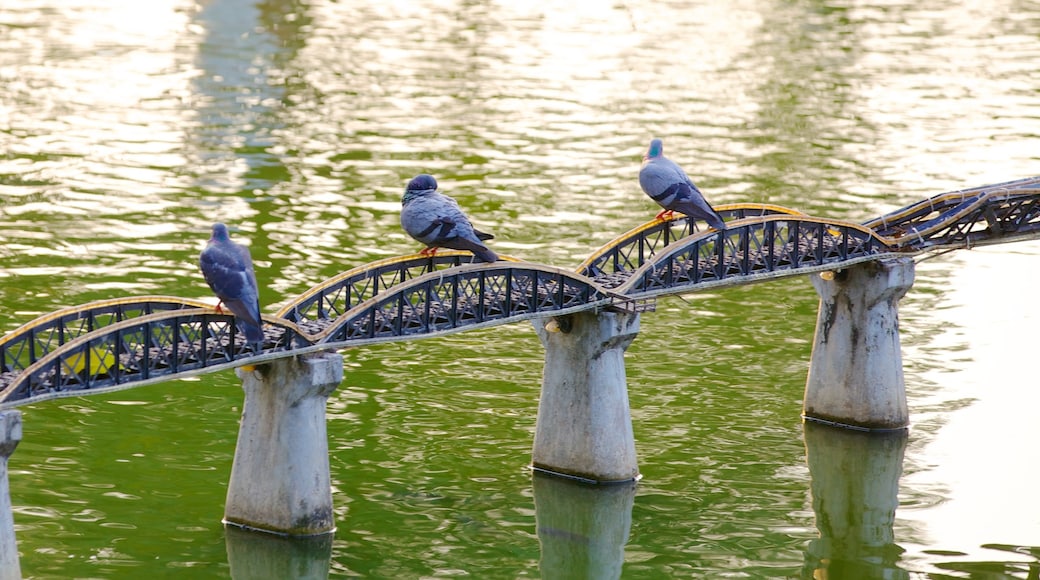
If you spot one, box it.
[0,0,1039,577]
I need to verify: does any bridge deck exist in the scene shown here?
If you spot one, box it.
[1,176,1038,407]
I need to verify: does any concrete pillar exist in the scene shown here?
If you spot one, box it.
[224,353,343,536]
[0,411,22,580]
[804,258,915,430]
[533,473,636,580]
[532,310,640,483]
[802,421,909,579]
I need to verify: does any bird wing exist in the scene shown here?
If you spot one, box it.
[441,236,498,263]
[640,159,682,205]
[200,244,262,326]
[640,157,724,228]
[401,193,497,262]
[403,194,470,243]
[201,248,247,300]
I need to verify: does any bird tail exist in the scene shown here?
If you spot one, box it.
[467,243,498,263]
[676,201,727,231]
[239,320,265,346]
[223,299,265,346]
[451,239,498,263]
[474,228,494,241]
[706,211,726,231]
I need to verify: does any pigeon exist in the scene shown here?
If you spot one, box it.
[199,223,264,346]
[400,174,499,263]
[639,138,726,230]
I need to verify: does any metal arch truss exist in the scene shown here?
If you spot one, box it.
[276,252,526,332]
[0,299,312,406]
[2,177,1039,407]
[0,296,211,376]
[617,216,897,299]
[0,258,635,407]
[578,203,810,286]
[864,176,1040,250]
[313,262,637,348]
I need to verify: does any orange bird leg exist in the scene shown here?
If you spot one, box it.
[215,301,225,314]
[655,209,675,221]
[419,246,440,257]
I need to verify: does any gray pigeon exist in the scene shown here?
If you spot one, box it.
[199,223,264,346]
[400,174,498,263]
[639,138,726,230]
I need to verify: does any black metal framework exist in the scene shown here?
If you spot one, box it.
[619,216,894,298]
[2,178,1039,407]
[0,309,310,406]
[277,252,523,331]
[316,263,622,346]
[0,261,620,406]
[0,297,211,375]
[579,203,810,286]
[865,176,1040,249]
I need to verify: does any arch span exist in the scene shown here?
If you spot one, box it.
[618,215,899,299]
[2,177,1040,408]
[0,262,635,406]
[314,261,635,349]
[0,308,312,407]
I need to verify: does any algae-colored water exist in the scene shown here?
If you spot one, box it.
[2,0,1039,577]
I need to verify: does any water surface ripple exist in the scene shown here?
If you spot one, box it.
[1,0,1039,577]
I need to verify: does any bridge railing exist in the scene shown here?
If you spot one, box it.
[0,297,212,375]
[865,175,1040,249]
[276,252,525,332]
[619,215,901,298]
[2,177,1040,409]
[314,262,633,347]
[0,310,313,406]
[578,203,810,286]
[0,261,640,406]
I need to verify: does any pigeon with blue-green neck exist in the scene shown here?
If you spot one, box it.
[639,138,726,230]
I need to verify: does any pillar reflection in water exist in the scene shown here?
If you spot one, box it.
[224,525,332,580]
[802,421,909,580]
[0,410,22,580]
[533,473,636,580]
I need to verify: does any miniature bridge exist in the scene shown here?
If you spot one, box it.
[1,175,1038,409]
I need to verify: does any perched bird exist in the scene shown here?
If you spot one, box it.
[639,138,726,230]
[400,174,499,263]
[199,223,264,346]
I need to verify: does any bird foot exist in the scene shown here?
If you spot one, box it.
[655,210,675,221]
[419,246,440,257]
[215,302,225,314]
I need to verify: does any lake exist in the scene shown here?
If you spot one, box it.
[1,0,1039,577]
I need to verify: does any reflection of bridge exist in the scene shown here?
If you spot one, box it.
[2,176,1039,408]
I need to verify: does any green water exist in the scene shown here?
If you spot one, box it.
[2,0,1040,578]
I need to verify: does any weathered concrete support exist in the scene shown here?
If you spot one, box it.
[804,258,915,430]
[532,310,640,483]
[802,421,909,579]
[224,353,343,536]
[533,473,636,580]
[1,411,23,580]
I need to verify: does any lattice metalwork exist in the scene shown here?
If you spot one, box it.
[0,297,212,376]
[0,309,311,407]
[618,216,896,298]
[277,252,523,334]
[3,178,1039,408]
[579,203,809,287]
[865,176,1040,250]
[316,262,625,347]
